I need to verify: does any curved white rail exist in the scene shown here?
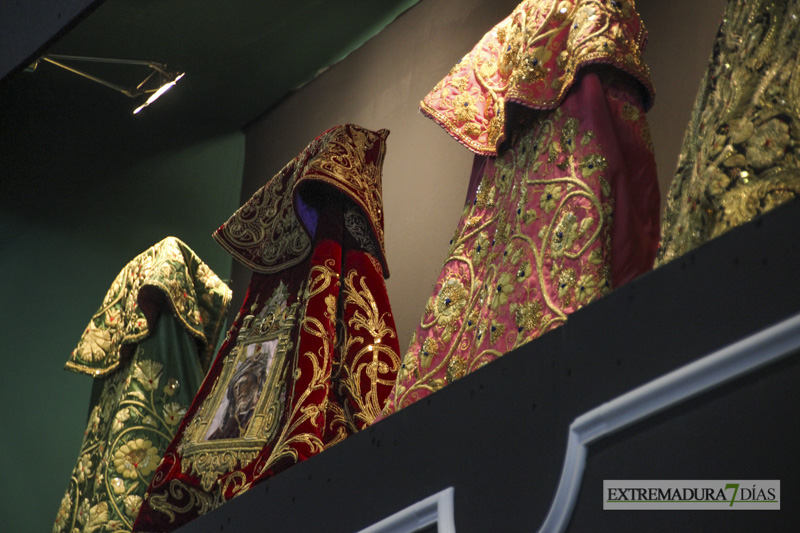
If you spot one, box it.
[538,312,800,533]
[357,486,455,533]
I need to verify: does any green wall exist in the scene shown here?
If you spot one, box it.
[0,132,244,532]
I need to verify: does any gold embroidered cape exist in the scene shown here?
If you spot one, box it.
[133,125,401,532]
[381,0,660,415]
[67,237,232,376]
[54,237,232,533]
[420,0,654,155]
[657,0,800,264]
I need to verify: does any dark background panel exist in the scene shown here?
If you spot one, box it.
[180,201,800,532]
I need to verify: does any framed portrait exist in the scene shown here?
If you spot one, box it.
[178,282,299,489]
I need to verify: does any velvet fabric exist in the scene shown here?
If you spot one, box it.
[380,0,659,416]
[133,125,401,532]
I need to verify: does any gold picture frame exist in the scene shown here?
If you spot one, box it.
[178,282,300,491]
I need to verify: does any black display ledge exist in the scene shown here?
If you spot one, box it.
[179,199,800,533]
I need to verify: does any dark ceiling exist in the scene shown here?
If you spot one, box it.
[0,0,419,219]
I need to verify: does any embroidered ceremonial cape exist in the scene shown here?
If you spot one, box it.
[656,0,800,265]
[53,237,232,533]
[381,0,660,414]
[133,124,401,532]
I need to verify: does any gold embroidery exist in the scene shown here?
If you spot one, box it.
[340,269,400,427]
[178,281,300,491]
[429,277,470,343]
[489,321,506,344]
[420,0,653,154]
[146,479,216,524]
[324,402,350,446]
[55,341,202,532]
[540,184,562,212]
[232,271,340,486]
[446,356,467,383]
[579,153,608,178]
[304,125,390,271]
[251,316,329,479]
[515,300,543,331]
[657,0,800,264]
[67,237,231,377]
[214,124,391,276]
[213,163,312,274]
[393,102,612,410]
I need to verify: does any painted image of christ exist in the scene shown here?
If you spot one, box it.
[205,340,278,440]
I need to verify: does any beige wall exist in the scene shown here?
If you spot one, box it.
[238,0,729,348]
[637,0,728,202]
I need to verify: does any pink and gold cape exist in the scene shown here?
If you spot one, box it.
[382,0,660,415]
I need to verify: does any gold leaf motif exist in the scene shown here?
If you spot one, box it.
[657,1,800,264]
[579,217,595,236]
[147,479,216,523]
[420,0,653,155]
[343,270,395,342]
[575,273,599,305]
[133,360,163,391]
[74,323,112,363]
[446,356,467,383]
[419,338,440,371]
[490,272,514,310]
[339,268,400,427]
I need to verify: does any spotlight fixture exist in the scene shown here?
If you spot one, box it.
[35,54,185,114]
[133,72,185,114]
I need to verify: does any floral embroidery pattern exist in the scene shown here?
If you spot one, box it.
[421,0,653,154]
[54,351,199,533]
[385,0,659,415]
[657,0,800,265]
[67,237,231,376]
[54,240,230,533]
[215,124,391,277]
[384,102,618,413]
[113,438,161,479]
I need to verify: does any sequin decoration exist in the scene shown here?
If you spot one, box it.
[384,77,654,413]
[657,0,800,265]
[420,0,654,155]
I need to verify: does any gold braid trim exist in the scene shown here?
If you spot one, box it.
[66,237,231,377]
[213,124,391,277]
[420,0,654,155]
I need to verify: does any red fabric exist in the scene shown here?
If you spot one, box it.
[133,128,400,532]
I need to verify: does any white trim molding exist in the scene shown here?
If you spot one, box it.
[358,487,456,533]
[538,311,800,533]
